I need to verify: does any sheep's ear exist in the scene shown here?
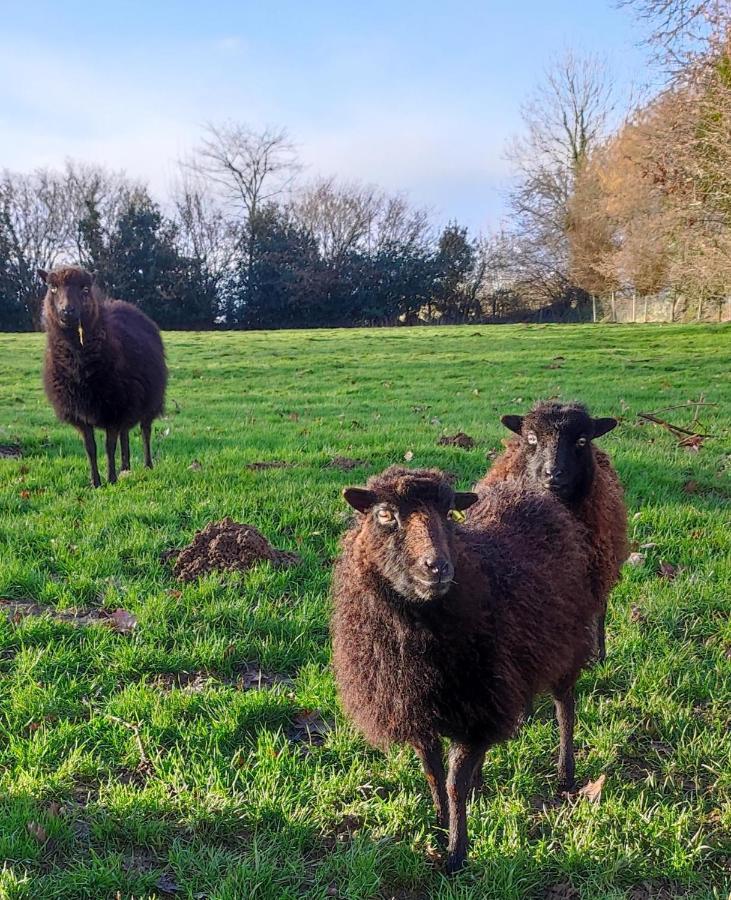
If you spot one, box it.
[37,269,48,283]
[342,487,378,513]
[592,417,617,438]
[501,414,523,435]
[453,491,479,511]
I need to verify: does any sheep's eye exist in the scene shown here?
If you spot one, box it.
[526,432,538,446]
[81,286,90,295]
[448,509,465,523]
[576,436,588,448]
[376,507,396,526]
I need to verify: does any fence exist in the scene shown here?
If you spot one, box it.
[590,293,731,324]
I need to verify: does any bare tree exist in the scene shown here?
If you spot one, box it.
[506,51,616,302]
[189,122,301,221]
[291,177,431,261]
[617,0,729,70]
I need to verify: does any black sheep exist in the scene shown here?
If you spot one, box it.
[39,266,167,487]
[331,466,599,873]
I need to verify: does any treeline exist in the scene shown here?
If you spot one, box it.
[0,152,509,331]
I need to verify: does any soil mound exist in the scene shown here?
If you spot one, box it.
[172,517,300,581]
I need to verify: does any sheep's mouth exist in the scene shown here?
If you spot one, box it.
[412,574,453,599]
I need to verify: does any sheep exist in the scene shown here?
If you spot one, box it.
[331,465,599,873]
[474,401,628,662]
[39,266,167,487]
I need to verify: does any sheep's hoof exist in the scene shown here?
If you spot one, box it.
[445,852,466,875]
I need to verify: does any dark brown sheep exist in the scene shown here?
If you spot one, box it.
[331,466,599,873]
[39,266,167,487]
[475,401,628,661]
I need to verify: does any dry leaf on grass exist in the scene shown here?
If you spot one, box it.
[287,709,331,745]
[188,460,202,470]
[578,774,606,804]
[27,821,48,843]
[626,552,646,567]
[404,450,414,462]
[658,561,679,580]
[437,432,475,450]
[630,606,646,623]
[105,608,138,634]
[682,480,698,493]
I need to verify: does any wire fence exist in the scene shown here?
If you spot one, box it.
[590,293,731,324]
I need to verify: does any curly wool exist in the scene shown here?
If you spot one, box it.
[331,467,598,751]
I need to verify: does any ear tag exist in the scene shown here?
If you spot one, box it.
[448,509,466,523]
[78,324,84,346]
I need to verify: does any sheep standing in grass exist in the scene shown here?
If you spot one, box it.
[39,266,167,487]
[475,401,628,661]
[331,466,599,873]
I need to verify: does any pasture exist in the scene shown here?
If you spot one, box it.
[0,324,729,899]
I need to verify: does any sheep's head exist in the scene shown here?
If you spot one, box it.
[501,401,617,504]
[343,466,478,603]
[38,266,97,333]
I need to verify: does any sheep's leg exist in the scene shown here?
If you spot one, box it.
[597,613,607,663]
[120,429,131,471]
[141,421,153,469]
[554,686,575,792]
[105,428,119,485]
[414,740,448,840]
[445,741,487,874]
[78,424,101,488]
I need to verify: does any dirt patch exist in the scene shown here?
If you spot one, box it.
[0,599,137,633]
[328,456,365,471]
[627,882,692,899]
[170,518,301,582]
[0,443,22,459]
[149,664,293,693]
[245,460,292,471]
[437,432,475,450]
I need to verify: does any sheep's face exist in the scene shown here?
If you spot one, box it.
[38,267,94,330]
[501,403,617,504]
[343,470,478,603]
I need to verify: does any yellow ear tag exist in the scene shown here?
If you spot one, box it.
[78,324,84,346]
[448,509,466,523]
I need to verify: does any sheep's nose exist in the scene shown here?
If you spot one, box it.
[422,556,454,581]
[544,465,563,481]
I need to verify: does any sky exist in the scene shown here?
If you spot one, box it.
[0,0,653,233]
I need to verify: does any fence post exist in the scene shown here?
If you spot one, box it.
[697,296,703,322]
[632,291,636,323]
[644,296,649,323]
[611,291,616,323]
[592,295,596,323]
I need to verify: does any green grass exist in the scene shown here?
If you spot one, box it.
[0,324,729,900]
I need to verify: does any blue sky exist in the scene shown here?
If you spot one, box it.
[0,0,652,232]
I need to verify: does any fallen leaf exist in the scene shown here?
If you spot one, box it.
[682,480,698,493]
[437,432,475,450]
[27,821,48,843]
[287,709,331,745]
[626,552,645,567]
[287,412,300,421]
[188,460,202,470]
[639,542,658,550]
[404,450,414,462]
[19,490,30,500]
[630,606,646,623]
[657,561,678,580]
[107,608,138,634]
[578,774,606,804]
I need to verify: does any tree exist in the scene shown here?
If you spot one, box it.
[506,52,616,303]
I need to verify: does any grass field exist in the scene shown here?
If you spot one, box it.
[0,324,729,900]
